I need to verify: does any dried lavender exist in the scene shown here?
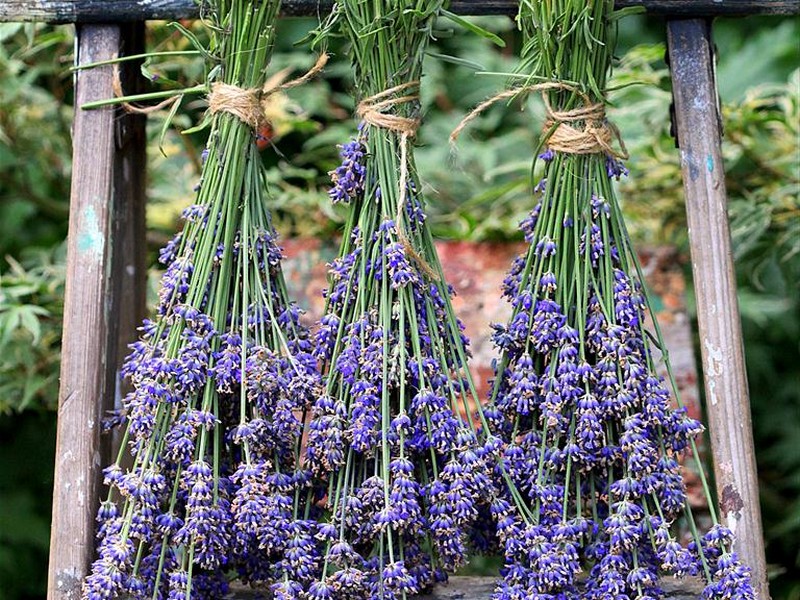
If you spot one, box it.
[83,2,324,599]
[304,2,502,597]
[479,2,755,598]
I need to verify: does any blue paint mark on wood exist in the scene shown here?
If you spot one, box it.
[77,204,105,259]
[706,154,714,172]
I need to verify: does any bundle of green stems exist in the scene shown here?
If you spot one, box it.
[83,2,328,599]
[302,2,507,598]
[479,1,755,598]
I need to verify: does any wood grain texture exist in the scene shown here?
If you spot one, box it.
[1,0,798,22]
[47,24,121,600]
[667,18,769,600]
[227,576,705,599]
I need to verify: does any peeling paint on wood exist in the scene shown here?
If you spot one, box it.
[54,568,82,597]
[721,484,745,514]
[682,149,701,182]
[703,337,724,406]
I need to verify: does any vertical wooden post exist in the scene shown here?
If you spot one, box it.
[667,19,769,599]
[105,22,148,467]
[47,23,147,600]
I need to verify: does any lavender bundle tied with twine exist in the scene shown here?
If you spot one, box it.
[81,3,330,599]
[452,1,754,598]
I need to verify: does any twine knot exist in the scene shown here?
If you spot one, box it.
[208,82,263,128]
[113,53,329,129]
[208,53,329,128]
[357,81,438,281]
[450,81,628,160]
[356,81,421,137]
[543,98,625,157]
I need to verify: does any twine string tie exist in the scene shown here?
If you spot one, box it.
[356,82,438,281]
[207,52,329,127]
[114,53,329,129]
[450,81,628,159]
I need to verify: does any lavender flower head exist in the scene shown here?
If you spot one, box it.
[329,132,367,204]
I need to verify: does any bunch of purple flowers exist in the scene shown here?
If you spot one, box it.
[301,2,502,598]
[482,2,755,598]
[83,2,326,598]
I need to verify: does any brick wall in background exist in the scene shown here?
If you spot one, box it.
[282,239,707,510]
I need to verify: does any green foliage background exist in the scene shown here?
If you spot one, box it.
[0,14,797,600]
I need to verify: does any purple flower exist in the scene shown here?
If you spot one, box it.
[703,552,755,600]
[306,396,346,474]
[313,314,341,361]
[498,353,538,417]
[212,332,242,393]
[175,461,231,570]
[281,520,322,583]
[329,136,367,204]
[530,299,566,354]
[385,242,419,288]
[271,580,303,600]
[606,155,629,179]
[166,569,188,600]
[535,236,557,258]
[382,561,419,597]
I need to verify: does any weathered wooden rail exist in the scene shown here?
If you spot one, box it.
[1,1,795,599]
[667,19,769,598]
[1,0,798,21]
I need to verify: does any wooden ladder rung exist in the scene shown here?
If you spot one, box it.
[0,0,798,22]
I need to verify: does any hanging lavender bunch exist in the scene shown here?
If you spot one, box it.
[303,2,504,598]
[473,2,755,599]
[82,2,325,599]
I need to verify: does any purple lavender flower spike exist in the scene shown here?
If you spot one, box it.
[329,135,367,204]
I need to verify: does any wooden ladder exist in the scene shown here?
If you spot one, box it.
[2,1,797,598]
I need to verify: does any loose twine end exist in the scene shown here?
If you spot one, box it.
[357,82,439,282]
[112,60,181,115]
[208,52,329,128]
[450,81,628,160]
[113,53,330,128]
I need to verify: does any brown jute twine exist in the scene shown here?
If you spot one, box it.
[114,53,329,129]
[450,81,628,160]
[207,83,263,128]
[357,83,438,281]
[112,67,182,115]
[208,53,329,127]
